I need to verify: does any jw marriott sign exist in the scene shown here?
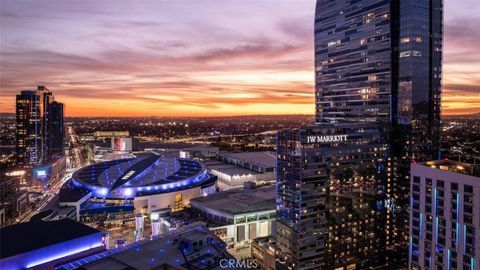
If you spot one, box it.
[306,134,348,144]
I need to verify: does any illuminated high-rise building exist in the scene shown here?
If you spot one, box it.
[47,101,64,158]
[314,0,442,263]
[16,91,42,167]
[409,160,479,270]
[15,86,64,166]
[276,0,443,268]
[314,0,442,134]
[276,124,388,269]
[36,86,53,159]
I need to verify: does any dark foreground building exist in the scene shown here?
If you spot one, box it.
[55,222,239,270]
[0,220,238,270]
[0,219,104,270]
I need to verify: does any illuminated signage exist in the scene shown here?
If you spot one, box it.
[306,134,348,143]
[151,212,159,220]
[37,170,47,176]
[112,137,132,151]
[6,170,26,176]
[25,241,104,268]
[121,171,135,180]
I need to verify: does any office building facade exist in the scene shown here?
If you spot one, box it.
[15,86,64,167]
[37,86,53,161]
[276,124,388,269]
[393,0,443,253]
[314,0,442,132]
[16,91,42,166]
[48,101,65,157]
[409,160,479,270]
[313,0,443,262]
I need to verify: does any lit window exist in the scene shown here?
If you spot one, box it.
[400,51,411,58]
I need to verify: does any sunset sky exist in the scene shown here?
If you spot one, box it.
[1,0,479,117]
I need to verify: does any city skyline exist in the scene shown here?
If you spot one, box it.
[1,0,479,117]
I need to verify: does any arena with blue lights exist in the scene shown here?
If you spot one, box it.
[68,153,216,200]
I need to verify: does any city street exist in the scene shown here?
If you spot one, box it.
[14,126,87,224]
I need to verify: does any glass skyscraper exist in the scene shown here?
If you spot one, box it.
[16,91,42,167]
[276,0,442,268]
[393,0,443,259]
[276,124,388,269]
[48,101,65,159]
[314,0,392,124]
[37,86,54,160]
[314,0,442,263]
[314,0,442,132]
[15,86,65,167]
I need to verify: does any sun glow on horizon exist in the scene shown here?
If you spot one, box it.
[0,0,478,117]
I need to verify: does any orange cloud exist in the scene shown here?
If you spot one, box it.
[0,1,478,117]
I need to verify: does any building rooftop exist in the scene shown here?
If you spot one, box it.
[252,235,275,245]
[30,209,56,221]
[94,150,135,162]
[205,161,261,176]
[182,144,218,150]
[70,155,211,199]
[180,229,208,242]
[218,151,276,168]
[19,90,37,95]
[191,185,275,216]
[417,159,480,177]
[59,179,92,203]
[0,219,100,259]
[56,223,237,270]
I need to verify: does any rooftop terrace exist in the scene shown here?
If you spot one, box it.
[418,159,480,177]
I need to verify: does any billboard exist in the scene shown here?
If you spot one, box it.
[111,137,132,151]
[33,167,50,181]
[32,156,67,185]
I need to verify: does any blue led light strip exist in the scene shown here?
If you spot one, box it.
[456,222,459,248]
[447,249,451,270]
[26,242,104,268]
[456,192,461,252]
[419,213,423,238]
[409,236,413,264]
[433,189,437,242]
[409,236,413,253]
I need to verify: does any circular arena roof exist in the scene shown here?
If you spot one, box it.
[71,154,214,199]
